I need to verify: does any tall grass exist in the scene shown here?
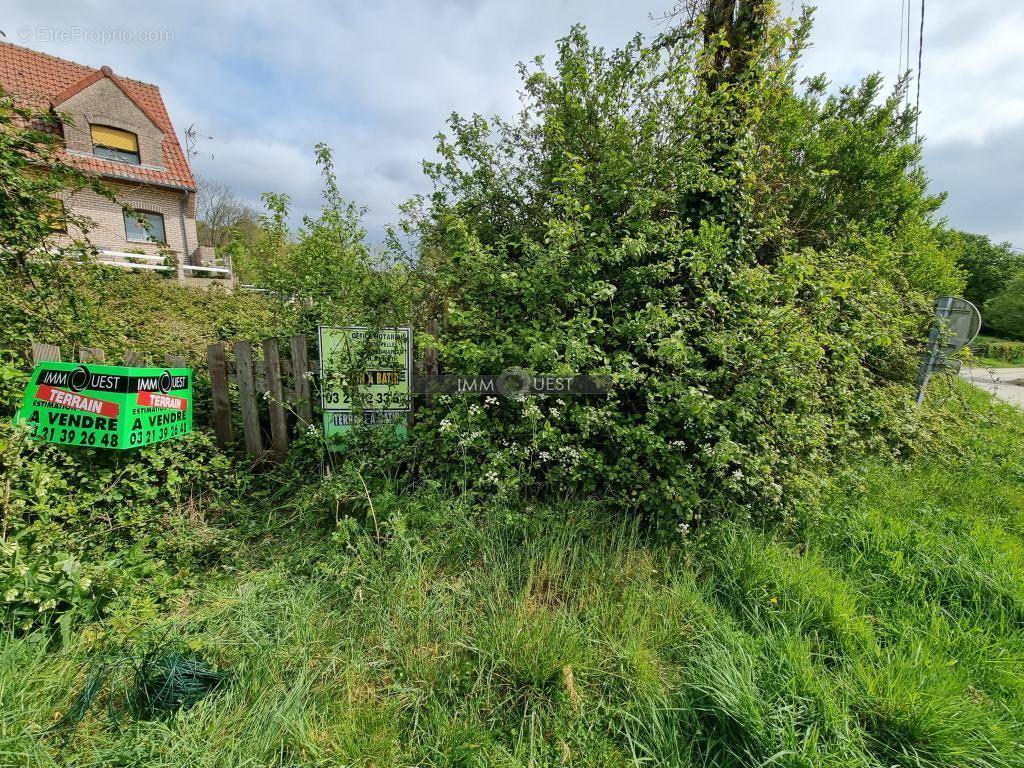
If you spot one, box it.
[3,385,1024,766]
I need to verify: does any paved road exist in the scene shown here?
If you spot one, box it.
[960,366,1024,407]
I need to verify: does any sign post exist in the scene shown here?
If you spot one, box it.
[916,296,981,406]
[16,362,192,449]
[318,326,412,446]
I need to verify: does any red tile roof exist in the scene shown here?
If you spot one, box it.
[0,41,195,190]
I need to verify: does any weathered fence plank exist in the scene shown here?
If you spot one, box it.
[262,338,289,458]
[164,354,186,367]
[290,335,313,423]
[31,342,61,364]
[124,349,146,366]
[207,344,233,449]
[78,347,105,363]
[233,341,263,456]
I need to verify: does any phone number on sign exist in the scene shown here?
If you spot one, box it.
[34,426,120,447]
[128,422,189,446]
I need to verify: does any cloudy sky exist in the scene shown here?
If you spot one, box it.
[5,1,1022,246]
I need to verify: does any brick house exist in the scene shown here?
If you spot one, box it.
[0,41,231,283]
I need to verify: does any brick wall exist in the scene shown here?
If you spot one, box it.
[59,181,199,261]
[52,74,201,262]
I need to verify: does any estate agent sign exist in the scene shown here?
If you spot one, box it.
[17,362,192,449]
[318,326,412,442]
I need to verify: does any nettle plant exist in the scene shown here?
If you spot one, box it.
[408,7,961,528]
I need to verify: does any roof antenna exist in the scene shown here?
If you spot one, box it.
[184,123,214,161]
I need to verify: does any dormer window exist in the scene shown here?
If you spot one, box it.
[91,125,140,165]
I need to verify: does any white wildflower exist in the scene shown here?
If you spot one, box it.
[4,589,18,602]
[523,402,542,419]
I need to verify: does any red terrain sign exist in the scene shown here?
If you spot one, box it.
[35,385,120,417]
[136,391,188,411]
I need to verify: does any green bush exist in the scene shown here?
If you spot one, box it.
[0,421,234,634]
[407,15,960,525]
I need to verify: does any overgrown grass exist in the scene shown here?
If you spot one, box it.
[3,385,1024,767]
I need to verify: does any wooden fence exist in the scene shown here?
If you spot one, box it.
[28,324,439,462]
[206,335,315,458]
[31,342,185,368]
[29,338,313,460]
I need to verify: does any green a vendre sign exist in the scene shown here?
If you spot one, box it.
[16,362,192,449]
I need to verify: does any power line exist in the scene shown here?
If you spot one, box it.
[915,0,925,140]
[905,0,912,106]
[898,0,905,76]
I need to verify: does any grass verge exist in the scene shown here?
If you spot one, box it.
[2,385,1024,767]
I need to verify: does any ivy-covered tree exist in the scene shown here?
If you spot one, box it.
[405,3,963,526]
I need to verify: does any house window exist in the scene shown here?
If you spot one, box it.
[91,125,140,165]
[123,210,166,244]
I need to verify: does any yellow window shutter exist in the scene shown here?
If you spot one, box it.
[91,125,138,152]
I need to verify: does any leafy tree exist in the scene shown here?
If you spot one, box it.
[943,230,1023,314]
[405,4,961,525]
[224,190,292,288]
[228,144,409,330]
[985,271,1024,340]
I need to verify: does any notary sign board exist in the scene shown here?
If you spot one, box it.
[16,362,192,449]
[318,326,412,443]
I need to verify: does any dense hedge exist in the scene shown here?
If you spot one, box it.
[408,13,962,526]
[971,337,1024,364]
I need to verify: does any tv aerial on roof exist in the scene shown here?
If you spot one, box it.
[184,123,214,161]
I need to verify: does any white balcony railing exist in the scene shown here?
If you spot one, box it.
[96,250,172,271]
[94,248,235,282]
